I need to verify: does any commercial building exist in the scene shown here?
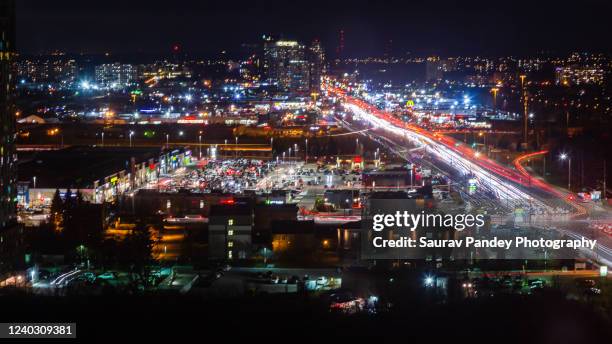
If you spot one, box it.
[323,189,360,210]
[127,190,236,218]
[139,61,192,80]
[308,39,325,92]
[253,203,298,238]
[362,169,412,188]
[95,63,137,89]
[263,38,310,93]
[17,146,190,206]
[208,203,254,260]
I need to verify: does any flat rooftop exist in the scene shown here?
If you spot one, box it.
[18,146,166,189]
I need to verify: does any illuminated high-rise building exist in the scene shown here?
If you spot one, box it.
[0,0,17,231]
[95,62,136,89]
[263,38,310,94]
[308,39,325,92]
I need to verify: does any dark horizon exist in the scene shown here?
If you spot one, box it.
[16,0,612,57]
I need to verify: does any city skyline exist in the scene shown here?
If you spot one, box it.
[2,1,611,341]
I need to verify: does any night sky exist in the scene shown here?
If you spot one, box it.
[16,0,612,57]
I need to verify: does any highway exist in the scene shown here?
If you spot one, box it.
[324,83,612,266]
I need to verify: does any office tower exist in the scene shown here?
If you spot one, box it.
[263,39,310,93]
[308,39,325,93]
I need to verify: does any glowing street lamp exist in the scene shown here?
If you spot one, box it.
[424,275,435,287]
[559,153,572,190]
[198,135,202,159]
[490,87,499,111]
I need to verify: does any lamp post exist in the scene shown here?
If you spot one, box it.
[129,130,134,147]
[491,87,499,111]
[165,134,169,149]
[101,132,104,147]
[305,138,308,162]
[478,132,486,154]
[560,153,572,191]
[198,135,202,159]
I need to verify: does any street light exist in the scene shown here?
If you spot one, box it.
[166,134,169,149]
[560,153,572,190]
[198,135,202,159]
[129,130,134,147]
[491,87,499,111]
[305,138,308,162]
[424,275,435,287]
[101,132,104,147]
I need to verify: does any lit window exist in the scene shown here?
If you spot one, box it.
[228,219,234,226]
[228,230,234,236]
[227,241,233,248]
[228,250,233,259]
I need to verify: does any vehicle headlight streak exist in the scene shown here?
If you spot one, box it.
[343,103,548,210]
